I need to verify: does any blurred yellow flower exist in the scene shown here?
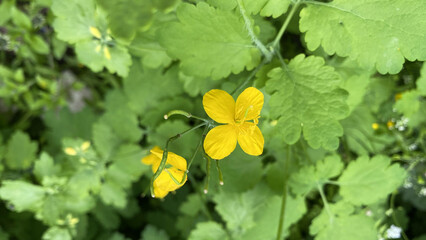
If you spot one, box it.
[372,123,379,130]
[142,146,187,198]
[203,87,264,159]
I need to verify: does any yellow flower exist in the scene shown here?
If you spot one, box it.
[371,123,379,130]
[142,146,187,198]
[203,87,264,159]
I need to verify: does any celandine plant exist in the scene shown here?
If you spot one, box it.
[0,0,425,239]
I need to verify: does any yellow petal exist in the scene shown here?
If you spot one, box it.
[235,87,264,121]
[81,141,91,151]
[204,124,238,159]
[203,89,235,124]
[89,26,102,39]
[166,152,187,172]
[153,185,169,199]
[103,46,111,60]
[237,123,264,156]
[64,147,77,156]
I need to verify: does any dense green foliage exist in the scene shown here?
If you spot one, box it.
[0,0,425,239]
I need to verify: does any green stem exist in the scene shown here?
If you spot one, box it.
[276,145,291,240]
[204,154,211,194]
[215,160,224,185]
[188,173,213,220]
[236,0,272,61]
[231,58,268,96]
[271,0,302,50]
[317,182,334,224]
[150,122,207,197]
[165,110,209,122]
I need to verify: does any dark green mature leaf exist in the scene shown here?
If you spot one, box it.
[159,2,261,79]
[338,155,406,205]
[266,54,349,150]
[300,0,426,74]
[0,181,45,212]
[5,131,38,170]
[140,225,169,240]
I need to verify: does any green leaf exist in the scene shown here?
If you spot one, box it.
[417,63,426,96]
[213,184,272,233]
[51,0,95,43]
[241,194,306,240]
[341,105,394,155]
[243,0,291,18]
[11,6,31,29]
[338,155,406,205]
[34,152,59,181]
[188,222,229,240]
[123,65,183,115]
[289,155,344,196]
[310,211,376,240]
[208,147,263,193]
[394,90,421,117]
[75,41,131,77]
[44,107,97,153]
[159,2,261,79]
[300,0,426,74]
[363,76,395,113]
[0,181,45,212]
[0,0,13,25]
[333,59,372,112]
[25,35,50,55]
[92,201,120,229]
[96,0,154,40]
[39,195,62,225]
[140,225,169,240]
[42,227,71,240]
[92,122,120,159]
[130,23,172,69]
[100,180,127,208]
[5,130,38,170]
[266,54,349,150]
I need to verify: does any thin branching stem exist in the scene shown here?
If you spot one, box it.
[271,0,302,50]
[276,145,291,240]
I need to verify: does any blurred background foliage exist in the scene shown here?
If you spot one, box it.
[0,0,425,240]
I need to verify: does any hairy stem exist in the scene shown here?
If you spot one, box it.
[236,0,272,61]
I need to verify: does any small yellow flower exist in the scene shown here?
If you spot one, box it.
[89,26,102,39]
[395,93,403,101]
[203,87,264,160]
[142,146,187,198]
[372,123,379,130]
[103,46,111,60]
[64,147,77,156]
[387,120,395,129]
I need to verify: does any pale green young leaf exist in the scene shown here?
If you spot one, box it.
[140,225,169,240]
[188,222,229,240]
[363,76,395,113]
[100,181,127,208]
[75,41,132,77]
[34,152,59,181]
[42,227,71,240]
[338,155,406,205]
[51,0,95,43]
[5,130,38,170]
[0,181,45,212]
[179,194,204,217]
[266,54,349,150]
[159,2,261,79]
[289,155,344,196]
[39,195,62,225]
[178,73,218,98]
[394,90,421,118]
[300,0,426,74]
[417,63,426,96]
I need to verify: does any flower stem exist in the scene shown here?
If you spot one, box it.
[231,58,268,96]
[317,182,334,224]
[271,0,302,50]
[276,145,291,240]
[150,122,207,197]
[390,190,409,240]
[164,110,209,122]
[236,0,272,61]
